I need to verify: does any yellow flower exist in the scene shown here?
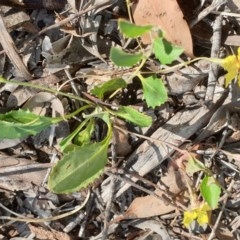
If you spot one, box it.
[220,47,240,87]
[183,202,212,228]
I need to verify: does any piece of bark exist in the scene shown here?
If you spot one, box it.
[227,0,240,12]
[101,89,227,202]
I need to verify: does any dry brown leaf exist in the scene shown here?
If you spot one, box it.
[22,92,64,117]
[161,162,187,195]
[124,189,175,219]
[132,0,193,56]
[113,118,132,157]
[28,224,71,240]
[121,164,188,220]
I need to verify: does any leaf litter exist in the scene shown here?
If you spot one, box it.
[0,0,239,239]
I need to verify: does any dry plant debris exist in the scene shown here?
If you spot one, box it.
[0,0,240,239]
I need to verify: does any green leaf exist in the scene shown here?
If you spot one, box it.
[48,113,112,193]
[60,118,90,152]
[140,76,168,108]
[0,109,55,139]
[185,155,206,176]
[113,106,152,127]
[73,119,95,146]
[91,78,127,99]
[200,176,221,209]
[110,47,143,67]
[118,19,152,38]
[153,37,183,64]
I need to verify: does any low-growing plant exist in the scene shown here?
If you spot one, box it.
[0,16,238,227]
[0,19,183,193]
[183,155,221,228]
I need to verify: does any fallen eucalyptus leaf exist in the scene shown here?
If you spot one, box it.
[132,0,193,56]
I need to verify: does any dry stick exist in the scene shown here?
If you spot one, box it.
[63,212,85,233]
[190,0,226,27]
[172,228,203,240]
[101,178,117,240]
[78,192,94,238]
[0,163,54,175]
[207,179,235,240]
[205,14,223,105]
[213,11,240,18]
[101,145,119,240]
[0,14,32,80]
[41,153,58,186]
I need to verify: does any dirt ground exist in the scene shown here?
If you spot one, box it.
[0,0,240,239]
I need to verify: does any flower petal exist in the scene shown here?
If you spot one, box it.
[222,55,238,71]
[197,210,210,226]
[201,202,212,211]
[183,210,197,228]
[221,55,238,87]
[225,71,237,87]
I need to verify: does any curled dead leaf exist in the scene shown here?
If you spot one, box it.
[23,92,64,117]
[113,118,132,157]
[132,0,193,56]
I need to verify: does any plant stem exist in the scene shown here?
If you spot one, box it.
[48,105,94,124]
[126,0,133,23]
[154,57,219,74]
[127,55,148,82]
[0,77,94,106]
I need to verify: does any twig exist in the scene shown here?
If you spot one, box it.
[78,191,94,238]
[205,14,223,104]
[41,153,58,186]
[173,228,203,240]
[190,0,227,28]
[0,163,54,175]
[212,11,240,17]
[63,212,85,233]
[101,177,117,240]
[101,143,118,240]
[0,14,32,80]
